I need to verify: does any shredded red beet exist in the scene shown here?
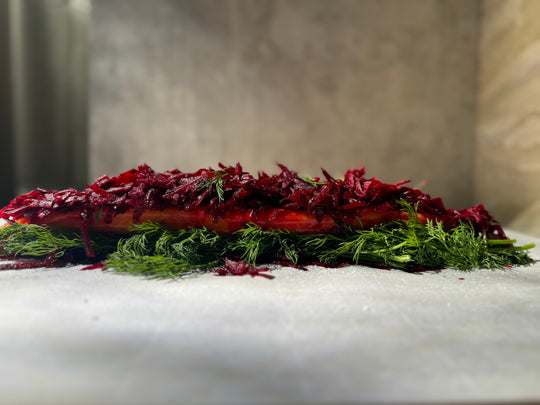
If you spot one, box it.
[0,163,506,239]
[0,262,48,271]
[214,258,274,279]
[0,252,58,271]
[80,262,105,271]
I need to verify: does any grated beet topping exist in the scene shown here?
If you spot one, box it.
[0,163,506,239]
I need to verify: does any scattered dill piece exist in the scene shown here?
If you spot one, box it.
[196,171,227,202]
[299,174,325,186]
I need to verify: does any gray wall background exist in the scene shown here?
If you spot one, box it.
[90,0,480,209]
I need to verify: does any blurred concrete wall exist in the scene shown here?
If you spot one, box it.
[90,0,480,209]
[476,0,540,229]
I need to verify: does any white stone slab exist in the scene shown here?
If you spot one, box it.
[1,231,539,404]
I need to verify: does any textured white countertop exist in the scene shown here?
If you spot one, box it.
[1,231,539,405]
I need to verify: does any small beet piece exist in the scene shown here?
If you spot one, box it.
[214,258,274,279]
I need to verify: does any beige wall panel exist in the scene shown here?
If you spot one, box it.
[90,0,479,208]
[477,0,540,224]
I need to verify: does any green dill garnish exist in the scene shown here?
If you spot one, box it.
[101,219,534,277]
[93,207,104,225]
[105,252,220,279]
[0,222,121,261]
[300,174,325,186]
[0,223,84,259]
[229,223,300,264]
[197,172,227,202]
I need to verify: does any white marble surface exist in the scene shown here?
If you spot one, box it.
[1,231,539,405]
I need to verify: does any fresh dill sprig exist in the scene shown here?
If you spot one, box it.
[197,171,227,202]
[119,222,226,265]
[0,223,83,259]
[300,174,325,186]
[231,223,301,264]
[106,251,220,279]
[0,222,121,261]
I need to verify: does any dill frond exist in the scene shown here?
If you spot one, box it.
[105,251,220,279]
[197,171,227,202]
[0,222,120,261]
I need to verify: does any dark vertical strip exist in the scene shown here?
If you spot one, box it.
[10,0,89,194]
[0,0,14,206]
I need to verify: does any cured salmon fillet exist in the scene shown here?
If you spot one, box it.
[7,206,416,234]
